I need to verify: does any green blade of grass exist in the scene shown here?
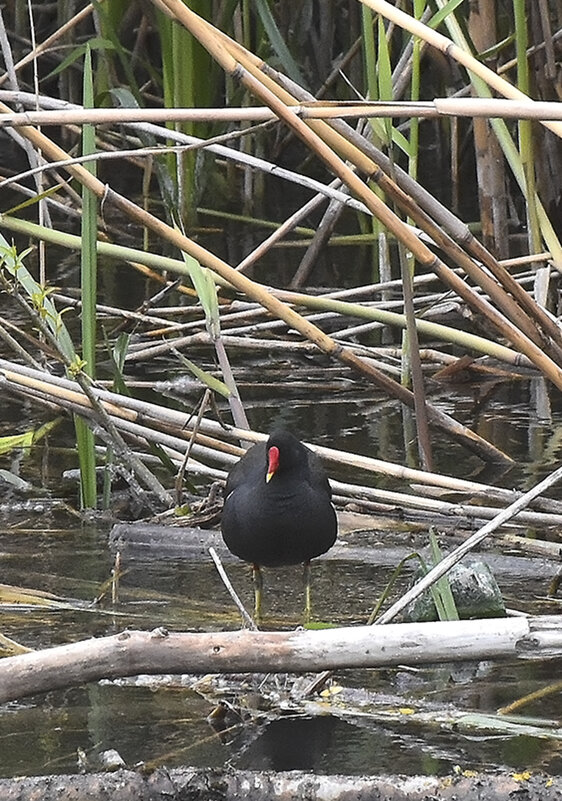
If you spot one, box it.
[76,44,98,509]
[254,0,307,88]
[429,529,459,621]
[174,351,231,398]
[0,236,76,363]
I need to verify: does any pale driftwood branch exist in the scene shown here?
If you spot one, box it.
[2,616,562,704]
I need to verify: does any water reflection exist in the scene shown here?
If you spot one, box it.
[5,674,562,779]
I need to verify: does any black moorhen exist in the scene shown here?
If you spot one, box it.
[221,430,338,621]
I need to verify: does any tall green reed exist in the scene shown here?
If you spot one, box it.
[513,0,540,253]
[76,45,98,508]
[431,0,562,263]
[156,1,215,227]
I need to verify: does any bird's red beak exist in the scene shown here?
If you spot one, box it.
[266,445,280,483]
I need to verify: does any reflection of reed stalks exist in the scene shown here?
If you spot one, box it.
[0,1,561,507]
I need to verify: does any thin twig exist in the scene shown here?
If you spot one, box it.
[209,547,257,631]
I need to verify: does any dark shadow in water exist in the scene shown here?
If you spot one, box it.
[234,716,345,772]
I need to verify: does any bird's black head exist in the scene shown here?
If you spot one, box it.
[265,429,308,482]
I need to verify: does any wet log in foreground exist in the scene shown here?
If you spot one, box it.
[2,616,562,703]
[0,766,560,801]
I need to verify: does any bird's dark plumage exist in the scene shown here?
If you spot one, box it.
[221,430,337,568]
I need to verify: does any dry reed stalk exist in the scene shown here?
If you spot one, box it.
[1,378,227,483]
[5,364,562,530]
[0,120,509,465]
[290,192,347,288]
[189,8,562,372]
[6,99,562,128]
[330,480,562,528]
[435,98,562,121]
[362,0,562,141]
[2,358,561,515]
[52,294,180,328]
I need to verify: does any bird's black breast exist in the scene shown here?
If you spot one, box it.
[221,435,337,567]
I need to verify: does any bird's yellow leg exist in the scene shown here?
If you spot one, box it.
[303,561,311,624]
[252,563,263,623]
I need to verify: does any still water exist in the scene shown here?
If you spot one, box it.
[1,219,562,778]
[2,368,562,778]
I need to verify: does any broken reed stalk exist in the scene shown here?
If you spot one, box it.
[171,3,562,386]
[0,111,510,464]
[2,357,562,516]
[5,368,562,531]
[209,15,562,364]
[123,315,529,370]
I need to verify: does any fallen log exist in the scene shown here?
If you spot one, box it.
[2,615,562,704]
